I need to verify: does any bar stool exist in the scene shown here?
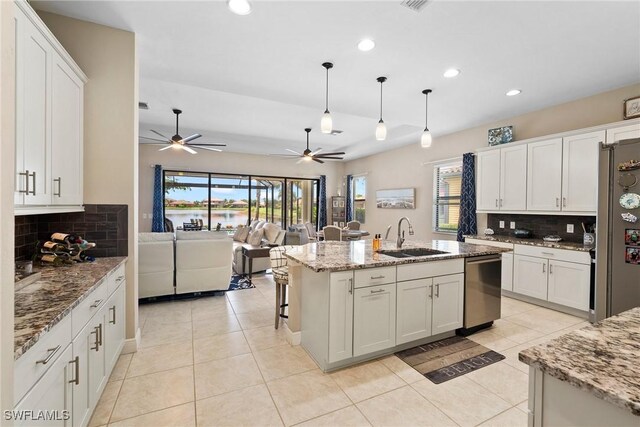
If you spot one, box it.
[269,246,295,329]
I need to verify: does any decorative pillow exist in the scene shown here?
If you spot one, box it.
[247,228,264,246]
[233,226,249,242]
[263,223,281,244]
[255,220,267,230]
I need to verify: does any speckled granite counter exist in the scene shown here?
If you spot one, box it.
[14,257,127,360]
[464,234,593,252]
[519,307,640,416]
[285,239,509,272]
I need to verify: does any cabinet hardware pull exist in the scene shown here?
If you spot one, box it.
[541,252,554,256]
[90,299,103,308]
[429,285,433,299]
[116,275,125,283]
[109,306,117,324]
[91,326,101,351]
[35,345,61,365]
[549,265,553,274]
[499,199,503,208]
[370,289,385,294]
[68,356,80,385]
[18,171,29,194]
[30,171,36,195]
[348,278,353,295]
[542,264,546,274]
[562,197,566,208]
[54,177,61,197]
[495,199,498,208]
[555,197,559,207]
[370,275,385,280]
[435,284,440,298]
[98,323,103,347]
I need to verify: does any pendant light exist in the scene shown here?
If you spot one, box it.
[421,89,433,148]
[375,76,387,141]
[321,62,333,133]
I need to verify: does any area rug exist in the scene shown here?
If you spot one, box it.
[228,274,256,291]
[395,336,505,384]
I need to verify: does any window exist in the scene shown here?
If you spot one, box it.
[433,162,462,233]
[353,175,366,223]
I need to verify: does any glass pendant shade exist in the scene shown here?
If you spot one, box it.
[321,111,332,134]
[376,120,387,141]
[421,129,432,148]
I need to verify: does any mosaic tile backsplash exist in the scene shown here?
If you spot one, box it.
[15,204,128,260]
[486,214,596,243]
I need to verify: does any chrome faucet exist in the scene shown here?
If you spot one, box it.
[397,217,414,248]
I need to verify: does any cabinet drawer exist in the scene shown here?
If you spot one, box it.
[397,259,464,282]
[107,264,126,295]
[72,282,108,338]
[354,266,395,289]
[14,314,72,405]
[514,244,590,265]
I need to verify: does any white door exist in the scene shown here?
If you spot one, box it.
[562,131,603,212]
[328,272,353,363]
[51,54,83,205]
[513,255,548,300]
[500,145,528,210]
[547,260,590,311]
[501,252,514,291]
[104,284,126,372]
[606,123,640,145]
[396,278,433,345]
[16,6,52,206]
[353,284,396,357]
[14,345,73,427]
[527,138,563,211]
[431,273,464,335]
[476,150,501,210]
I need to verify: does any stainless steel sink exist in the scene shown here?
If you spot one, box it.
[379,248,449,258]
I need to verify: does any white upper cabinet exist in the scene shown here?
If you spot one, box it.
[14,1,86,214]
[562,131,603,212]
[500,145,527,210]
[606,123,640,144]
[476,150,501,210]
[527,138,563,211]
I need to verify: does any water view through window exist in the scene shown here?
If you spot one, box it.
[164,171,319,231]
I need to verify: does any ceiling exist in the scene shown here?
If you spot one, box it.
[33,1,640,160]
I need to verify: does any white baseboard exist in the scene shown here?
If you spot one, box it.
[121,327,141,354]
[285,323,301,346]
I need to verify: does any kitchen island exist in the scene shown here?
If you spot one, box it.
[285,240,509,371]
[519,307,640,426]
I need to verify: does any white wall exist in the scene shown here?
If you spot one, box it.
[37,11,140,343]
[344,83,640,242]
[138,145,344,231]
[0,0,16,411]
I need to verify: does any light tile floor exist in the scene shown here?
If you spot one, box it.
[90,274,589,427]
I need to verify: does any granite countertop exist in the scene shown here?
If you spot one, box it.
[519,307,640,416]
[464,234,593,252]
[285,239,510,272]
[14,257,127,360]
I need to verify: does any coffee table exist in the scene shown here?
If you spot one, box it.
[241,246,272,285]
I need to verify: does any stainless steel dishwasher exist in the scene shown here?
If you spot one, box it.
[459,254,502,335]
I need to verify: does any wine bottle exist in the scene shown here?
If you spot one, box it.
[51,233,81,245]
[34,253,73,266]
[42,241,67,252]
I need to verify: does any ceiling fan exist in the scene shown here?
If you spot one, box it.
[278,128,345,164]
[140,109,226,154]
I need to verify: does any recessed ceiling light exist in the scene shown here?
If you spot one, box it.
[357,39,375,52]
[227,0,252,15]
[443,68,460,78]
[506,89,522,96]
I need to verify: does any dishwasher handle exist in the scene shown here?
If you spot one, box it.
[465,254,501,265]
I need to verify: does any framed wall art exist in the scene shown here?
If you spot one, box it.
[376,188,415,209]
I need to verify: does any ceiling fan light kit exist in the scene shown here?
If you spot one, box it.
[375,76,387,141]
[321,62,334,134]
[420,89,433,148]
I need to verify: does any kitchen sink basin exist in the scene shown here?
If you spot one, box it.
[379,248,449,258]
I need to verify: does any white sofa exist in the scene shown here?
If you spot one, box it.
[138,232,175,298]
[176,230,234,294]
[232,221,286,275]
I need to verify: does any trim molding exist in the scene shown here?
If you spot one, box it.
[284,323,300,346]
[121,327,141,354]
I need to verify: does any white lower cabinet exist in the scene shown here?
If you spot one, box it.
[513,255,549,300]
[396,279,433,345]
[501,253,514,291]
[104,283,126,372]
[547,260,590,311]
[432,274,464,335]
[328,272,353,363]
[14,345,74,427]
[353,283,396,357]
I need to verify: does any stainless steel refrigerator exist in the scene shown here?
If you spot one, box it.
[595,138,640,321]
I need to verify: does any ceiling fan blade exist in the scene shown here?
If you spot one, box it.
[158,145,173,151]
[315,151,346,157]
[285,149,302,155]
[314,156,343,160]
[310,148,323,156]
[312,158,325,164]
[194,146,222,152]
[189,143,227,147]
[150,129,172,141]
[181,133,202,143]
[140,136,169,143]
[180,145,197,155]
[268,154,300,158]
[142,143,170,147]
